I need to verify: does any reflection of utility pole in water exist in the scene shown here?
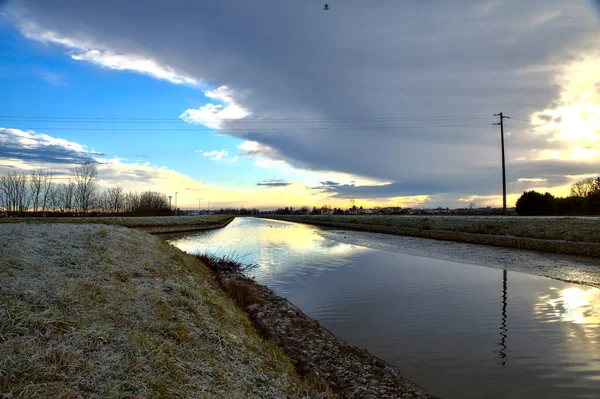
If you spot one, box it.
[496,269,508,365]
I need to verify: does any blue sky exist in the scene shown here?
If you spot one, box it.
[1,1,600,209]
[0,19,278,190]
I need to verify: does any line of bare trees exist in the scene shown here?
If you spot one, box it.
[0,162,173,217]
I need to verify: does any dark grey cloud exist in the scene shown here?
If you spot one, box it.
[313,159,600,199]
[257,179,292,188]
[98,167,160,183]
[6,0,600,202]
[0,128,97,164]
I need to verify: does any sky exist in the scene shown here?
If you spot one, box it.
[1,0,599,210]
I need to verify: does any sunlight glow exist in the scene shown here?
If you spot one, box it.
[538,286,600,326]
[530,56,600,162]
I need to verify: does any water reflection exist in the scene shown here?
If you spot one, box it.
[496,269,508,365]
[170,217,600,399]
[170,218,369,286]
[536,286,600,346]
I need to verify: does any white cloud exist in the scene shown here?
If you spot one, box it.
[517,178,547,182]
[530,9,562,27]
[19,22,198,86]
[37,69,66,86]
[202,149,228,161]
[253,158,285,169]
[237,140,286,169]
[206,85,235,103]
[71,50,197,85]
[179,86,251,129]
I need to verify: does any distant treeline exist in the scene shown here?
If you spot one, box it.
[516,177,600,216]
[272,206,347,215]
[0,162,174,217]
[211,208,260,215]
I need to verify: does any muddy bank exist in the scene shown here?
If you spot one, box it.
[262,216,600,257]
[198,255,437,399]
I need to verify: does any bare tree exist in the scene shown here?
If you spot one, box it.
[54,182,76,213]
[29,169,53,213]
[124,191,140,213]
[40,171,54,212]
[139,191,169,212]
[72,161,98,214]
[570,177,596,198]
[0,171,29,216]
[1,166,174,217]
[106,186,124,213]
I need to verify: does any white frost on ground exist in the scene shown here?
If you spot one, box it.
[0,223,311,398]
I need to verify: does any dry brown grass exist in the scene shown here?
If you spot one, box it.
[0,223,322,398]
[226,280,265,308]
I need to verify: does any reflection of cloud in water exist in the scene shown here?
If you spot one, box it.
[247,220,368,258]
[170,218,372,288]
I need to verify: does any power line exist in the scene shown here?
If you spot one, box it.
[0,114,494,123]
[5,123,493,132]
[0,117,494,124]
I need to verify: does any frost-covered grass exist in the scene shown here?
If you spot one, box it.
[266,215,600,243]
[0,215,232,228]
[0,223,317,398]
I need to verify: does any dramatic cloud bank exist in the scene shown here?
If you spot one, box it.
[6,0,600,205]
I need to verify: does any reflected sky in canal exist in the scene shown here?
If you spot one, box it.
[169,217,600,398]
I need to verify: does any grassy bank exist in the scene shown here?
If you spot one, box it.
[262,215,600,257]
[0,223,321,398]
[0,215,234,234]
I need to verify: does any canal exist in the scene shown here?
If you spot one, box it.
[169,217,600,399]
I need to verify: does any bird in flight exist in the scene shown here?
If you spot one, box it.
[324,4,330,10]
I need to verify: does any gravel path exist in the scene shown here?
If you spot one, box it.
[319,228,600,287]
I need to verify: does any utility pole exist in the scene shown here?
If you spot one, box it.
[175,192,178,216]
[494,113,510,216]
[198,198,201,214]
[168,196,172,211]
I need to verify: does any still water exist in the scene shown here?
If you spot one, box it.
[169,217,600,399]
